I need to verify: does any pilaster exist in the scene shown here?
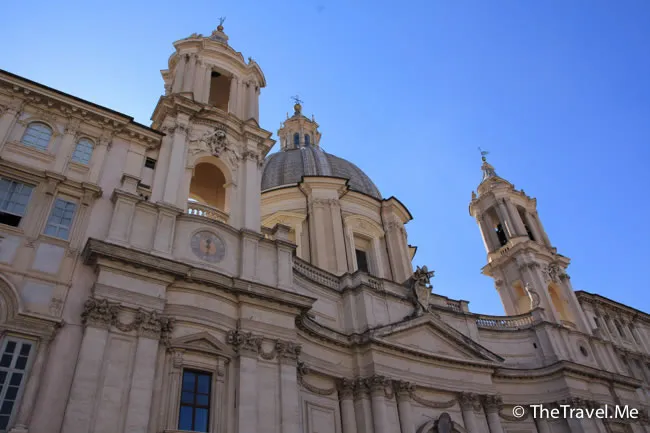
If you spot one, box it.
[394,380,415,433]
[368,375,390,433]
[162,116,189,205]
[53,119,80,172]
[482,394,504,433]
[458,392,480,433]
[338,379,358,433]
[0,98,24,152]
[353,379,373,433]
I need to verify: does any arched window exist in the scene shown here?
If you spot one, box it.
[21,122,52,150]
[71,138,94,164]
[304,134,310,146]
[293,133,300,148]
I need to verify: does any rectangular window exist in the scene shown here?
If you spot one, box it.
[0,179,34,228]
[144,158,156,169]
[44,198,77,240]
[0,338,34,431]
[178,370,211,433]
[355,249,369,273]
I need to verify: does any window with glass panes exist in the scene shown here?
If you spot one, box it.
[20,123,52,150]
[44,198,77,240]
[71,138,94,164]
[178,370,211,432]
[0,179,34,228]
[0,339,33,431]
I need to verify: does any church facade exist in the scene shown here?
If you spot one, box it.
[0,24,648,433]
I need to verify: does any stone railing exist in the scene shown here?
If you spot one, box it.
[476,312,534,329]
[187,201,229,224]
[445,300,462,312]
[293,258,339,290]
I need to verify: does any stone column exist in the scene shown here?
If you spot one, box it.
[483,395,504,433]
[162,118,189,205]
[338,379,357,433]
[202,66,213,104]
[246,82,256,120]
[532,212,552,246]
[496,201,515,239]
[394,381,415,433]
[505,200,527,236]
[477,216,496,252]
[277,342,301,433]
[9,338,51,432]
[484,214,502,248]
[61,299,117,433]
[328,200,348,274]
[522,212,543,244]
[229,76,239,115]
[458,393,479,433]
[533,417,551,433]
[0,99,24,151]
[123,317,164,433]
[183,55,196,93]
[368,376,390,433]
[253,86,260,121]
[192,61,204,102]
[172,54,188,93]
[353,379,374,433]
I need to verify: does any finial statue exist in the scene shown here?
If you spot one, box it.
[218,16,226,27]
[291,95,303,113]
[478,146,489,162]
[524,282,540,310]
[409,265,435,317]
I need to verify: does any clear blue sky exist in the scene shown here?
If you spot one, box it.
[2,0,649,316]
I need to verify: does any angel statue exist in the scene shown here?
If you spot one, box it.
[409,265,435,317]
[524,282,541,310]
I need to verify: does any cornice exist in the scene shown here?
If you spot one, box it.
[81,238,315,312]
[0,70,161,146]
[494,360,642,388]
[576,291,650,323]
[295,314,500,369]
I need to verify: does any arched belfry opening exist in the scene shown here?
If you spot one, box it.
[188,158,230,223]
[208,71,231,111]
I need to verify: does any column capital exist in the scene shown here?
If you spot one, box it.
[226,329,262,357]
[481,394,503,412]
[275,339,302,363]
[337,378,356,400]
[367,375,391,396]
[353,378,370,399]
[458,392,480,410]
[392,380,415,401]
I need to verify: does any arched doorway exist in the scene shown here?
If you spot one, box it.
[187,160,229,223]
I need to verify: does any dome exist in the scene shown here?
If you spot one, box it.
[261,146,382,199]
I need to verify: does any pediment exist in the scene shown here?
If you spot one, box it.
[169,331,234,357]
[374,316,502,363]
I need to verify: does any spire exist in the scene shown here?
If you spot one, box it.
[478,147,498,182]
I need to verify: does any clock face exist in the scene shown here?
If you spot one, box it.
[190,231,226,263]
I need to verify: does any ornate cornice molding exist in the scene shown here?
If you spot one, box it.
[225,329,302,362]
[81,297,174,343]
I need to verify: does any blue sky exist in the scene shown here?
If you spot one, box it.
[2,0,649,315]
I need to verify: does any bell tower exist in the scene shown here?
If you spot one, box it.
[147,21,274,233]
[468,152,590,333]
